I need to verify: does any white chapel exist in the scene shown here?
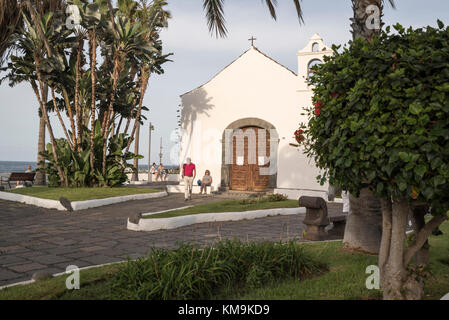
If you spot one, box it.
[178,33,333,199]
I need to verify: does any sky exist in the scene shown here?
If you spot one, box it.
[1,0,449,165]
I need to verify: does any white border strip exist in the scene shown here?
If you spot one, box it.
[0,190,168,211]
[0,261,126,291]
[128,207,306,231]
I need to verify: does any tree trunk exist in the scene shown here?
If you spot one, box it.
[343,0,386,253]
[131,121,140,181]
[89,29,96,173]
[343,188,382,254]
[74,37,84,152]
[61,87,77,147]
[35,96,47,185]
[126,68,149,152]
[411,204,430,266]
[51,88,73,151]
[350,0,384,42]
[31,76,67,187]
[101,53,121,177]
[379,198,424,300]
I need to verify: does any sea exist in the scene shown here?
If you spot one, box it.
[0,161,178,178]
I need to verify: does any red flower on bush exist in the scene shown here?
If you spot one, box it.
[332,92,340,98]
[294,129,305,143]
[314,101,323,116]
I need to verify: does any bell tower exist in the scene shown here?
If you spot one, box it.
[297,33,333,92]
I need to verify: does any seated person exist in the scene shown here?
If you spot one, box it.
[200,170,212,194]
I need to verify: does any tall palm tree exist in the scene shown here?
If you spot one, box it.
[202,0,396,254]
[0,0,22,66]
[1,0,66,185]
[120,0,171,181]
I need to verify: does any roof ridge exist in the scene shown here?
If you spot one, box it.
[180,47,297,97]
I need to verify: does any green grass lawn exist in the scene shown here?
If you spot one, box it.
[1,221,448,300]
[144,199,299,219]
[5,186,161,202]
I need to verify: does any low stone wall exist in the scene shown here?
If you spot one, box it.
[127,207,306,231]
[0,190,168,211]
[274,188,329,200]
[166,184,215,195]
[125,173,179,183]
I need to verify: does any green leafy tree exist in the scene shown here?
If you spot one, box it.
[302,22,449,299]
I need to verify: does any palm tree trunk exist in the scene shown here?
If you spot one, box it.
[350,0,384,42]
[74,36,84,152]
[115,116,123,135]
[126,68,149,153]
[343,0,386,254]
[51,88,73,151]
[126,68,149,181]
[343,189,382,253]
[131,120,140,181]
[34,89,47,186]
[101,53,121,176]
[32,64,67,187]
[89,29,96,172]
[61,87,77,148]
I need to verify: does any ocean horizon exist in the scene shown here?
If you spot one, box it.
[0,161,178,177]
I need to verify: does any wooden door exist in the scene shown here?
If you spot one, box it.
[229,126,270,191]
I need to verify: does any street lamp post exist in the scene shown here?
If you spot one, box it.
[148,122,154,183]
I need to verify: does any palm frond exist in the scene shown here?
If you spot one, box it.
[0,0,23,65]
[263,0,277,20]
[203,0,227,38]
[385,0,396,9]
[292,0,304,24]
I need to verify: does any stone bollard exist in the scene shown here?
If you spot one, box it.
[299,196,330,241]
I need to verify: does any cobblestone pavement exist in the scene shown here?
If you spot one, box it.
[0,193,342,287]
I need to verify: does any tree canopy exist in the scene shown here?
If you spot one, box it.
[303,21,449,216]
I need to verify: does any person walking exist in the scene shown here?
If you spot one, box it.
[157,163,167,181]
[182,157,196,201]
[149,163,157,182]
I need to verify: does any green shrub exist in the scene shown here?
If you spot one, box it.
[238,194,288,205]
[109,240,324,300]
[301,21,449,213]
[39,120,141,187]
[267,193,289,202]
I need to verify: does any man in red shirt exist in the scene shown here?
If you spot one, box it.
[182,157,196,201]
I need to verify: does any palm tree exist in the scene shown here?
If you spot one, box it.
[0,0,22,66]
[9,11,69,185]
[1,0,66,185]
[202,0,396,254]
[120,0,171,181]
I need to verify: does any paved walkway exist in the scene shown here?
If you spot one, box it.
[0,193,342,287]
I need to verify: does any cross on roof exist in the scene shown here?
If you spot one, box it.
[248,36,257,47]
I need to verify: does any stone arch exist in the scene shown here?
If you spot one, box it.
[307,58,323,78]
[312,42,319,52]
[220,117,278,190]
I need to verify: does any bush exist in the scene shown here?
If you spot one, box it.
[109,240,324,300]
[302,21,449,213]
[39,120,141,187]
[238,194,288,205]
[267,193,288,202]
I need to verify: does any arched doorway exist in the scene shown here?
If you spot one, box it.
[221,118,278,191]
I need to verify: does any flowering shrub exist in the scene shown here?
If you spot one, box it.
[300,22,449,213]
[294,129,305,143]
